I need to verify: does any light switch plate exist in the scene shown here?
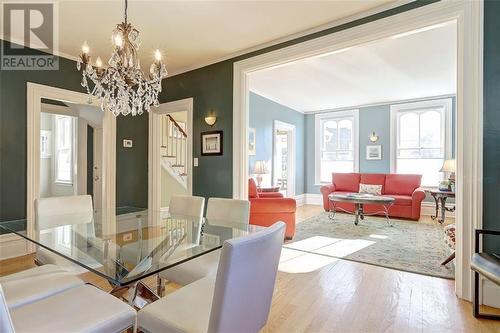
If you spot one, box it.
[194,157,199,167]
[123,139,133,148]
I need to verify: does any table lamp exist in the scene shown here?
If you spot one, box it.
[253,160,269,188]
[440,159,456,183]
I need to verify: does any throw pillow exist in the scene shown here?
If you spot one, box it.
[359,183,382,195]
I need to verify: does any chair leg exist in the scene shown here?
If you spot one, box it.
[441,252,455,265]
[156,274,163,297]
[473,271,500,320]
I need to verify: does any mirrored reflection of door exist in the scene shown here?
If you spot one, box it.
[39,100,104,212]
[273,120,296,197]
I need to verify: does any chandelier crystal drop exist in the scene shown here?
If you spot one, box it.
[76,0,167,116]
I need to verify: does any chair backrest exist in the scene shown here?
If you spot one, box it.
[35,195,93,230]
[168,195,205,218]
[206,198,250,225]
[0,285,15,333]
[208,222,285,333]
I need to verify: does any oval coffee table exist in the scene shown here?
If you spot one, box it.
[328,193,395,226]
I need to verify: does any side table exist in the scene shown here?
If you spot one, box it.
[428,189,455,224]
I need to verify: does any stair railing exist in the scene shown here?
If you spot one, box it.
[161,114,188,178]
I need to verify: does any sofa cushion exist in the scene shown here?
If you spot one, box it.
[359,184,382,195]
[248,178,259,198]
[360,173,386,192]
[385,174,422,196]
[332,173,360,192]
[387,195,413,206]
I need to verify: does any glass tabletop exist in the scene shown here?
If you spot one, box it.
[0,209,262,286]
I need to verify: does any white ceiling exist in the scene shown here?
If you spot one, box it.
[249,21,457,112]
[3,0,395,76]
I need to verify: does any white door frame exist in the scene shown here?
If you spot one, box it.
[233,0,483,301]
[148,98,194,212]
[26,82,116,243]
[273,120,296,197]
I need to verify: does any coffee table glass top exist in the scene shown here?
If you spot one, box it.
[329,193,395,204]
[0,209,261,286]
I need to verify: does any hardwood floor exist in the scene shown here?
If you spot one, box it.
[1,205,499,332]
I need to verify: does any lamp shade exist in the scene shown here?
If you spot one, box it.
[253,160,269,174]
[440,159,456,173]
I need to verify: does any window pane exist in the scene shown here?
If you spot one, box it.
[420,110,441,148]
[320,161,354,182]
[323,120,337,152]
[399,113,419,148]
[57,149,72,182]
[397,158,443,186]
[397,149,421,159]
[420,148,443,158]
[338,119,352,150]
[336,151,353,161]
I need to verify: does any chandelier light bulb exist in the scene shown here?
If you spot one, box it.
[154,49,162,62]
[95,56,103,68]
[81,41,90,54]
[114,34,123,48]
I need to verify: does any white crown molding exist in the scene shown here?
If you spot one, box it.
[166,0,415,77]
[1,0,412,76]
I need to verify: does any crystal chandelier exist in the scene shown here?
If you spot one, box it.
[76,0,167,116]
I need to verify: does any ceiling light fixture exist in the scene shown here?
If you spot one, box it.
[77,0,167,116]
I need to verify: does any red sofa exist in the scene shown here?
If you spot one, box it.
[248,179,296,239]
[320,173,426,221]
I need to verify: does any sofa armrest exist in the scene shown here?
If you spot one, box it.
[412,187,426,202]
[259,192,284,198]
[250,198,296,213]
[320,184,336,195]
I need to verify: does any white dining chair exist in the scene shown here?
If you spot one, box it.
[1,271,84,309]
[158,198,250,290]
[168,194,205,218]
[138,221,285,333]
[0,264,67,283]
[34,195,99,274]
[1,283,136,333]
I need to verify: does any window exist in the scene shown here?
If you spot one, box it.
[315,110,359,183]
[54,115,74,184]
[391,98,452,187]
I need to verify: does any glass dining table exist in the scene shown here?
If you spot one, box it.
[0,208,262,307]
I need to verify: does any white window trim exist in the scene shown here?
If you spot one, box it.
[390,98,453,186]
[315,109,359,185]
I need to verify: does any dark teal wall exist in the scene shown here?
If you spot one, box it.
[249,92,305,195]
[0,39,148,221]
[0,40,84,221]
[161,0,435,199]
[483,0,500,251]
[116,114,148,208]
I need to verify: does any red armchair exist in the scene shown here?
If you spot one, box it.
[320,173,426,221]
[248,179,296,239]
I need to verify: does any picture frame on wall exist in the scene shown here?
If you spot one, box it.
[366,145,382,160]
[201,130,223,156]
[248,128,256,155]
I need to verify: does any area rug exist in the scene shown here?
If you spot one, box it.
[286,212,454,279]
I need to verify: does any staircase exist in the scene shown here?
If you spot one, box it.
[160,114,188,189]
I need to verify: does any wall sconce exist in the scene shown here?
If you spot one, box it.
[369,131,379,143]
[205,108,217,127]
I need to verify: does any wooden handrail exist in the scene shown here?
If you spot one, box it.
[166,114,187,138]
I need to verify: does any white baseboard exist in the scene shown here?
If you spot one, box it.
[304,193,323,206]
[0,234,28,260]
[483,279,500,309]
[294,194,305,207]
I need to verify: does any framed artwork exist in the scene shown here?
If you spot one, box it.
[201,130,223,156]
[366,145,382,160]
[40,130,52,158]
[248,128,256,155]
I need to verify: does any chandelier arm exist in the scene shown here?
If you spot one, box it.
[124,0,128,24]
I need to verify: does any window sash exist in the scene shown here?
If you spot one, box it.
[54,115,73,185]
